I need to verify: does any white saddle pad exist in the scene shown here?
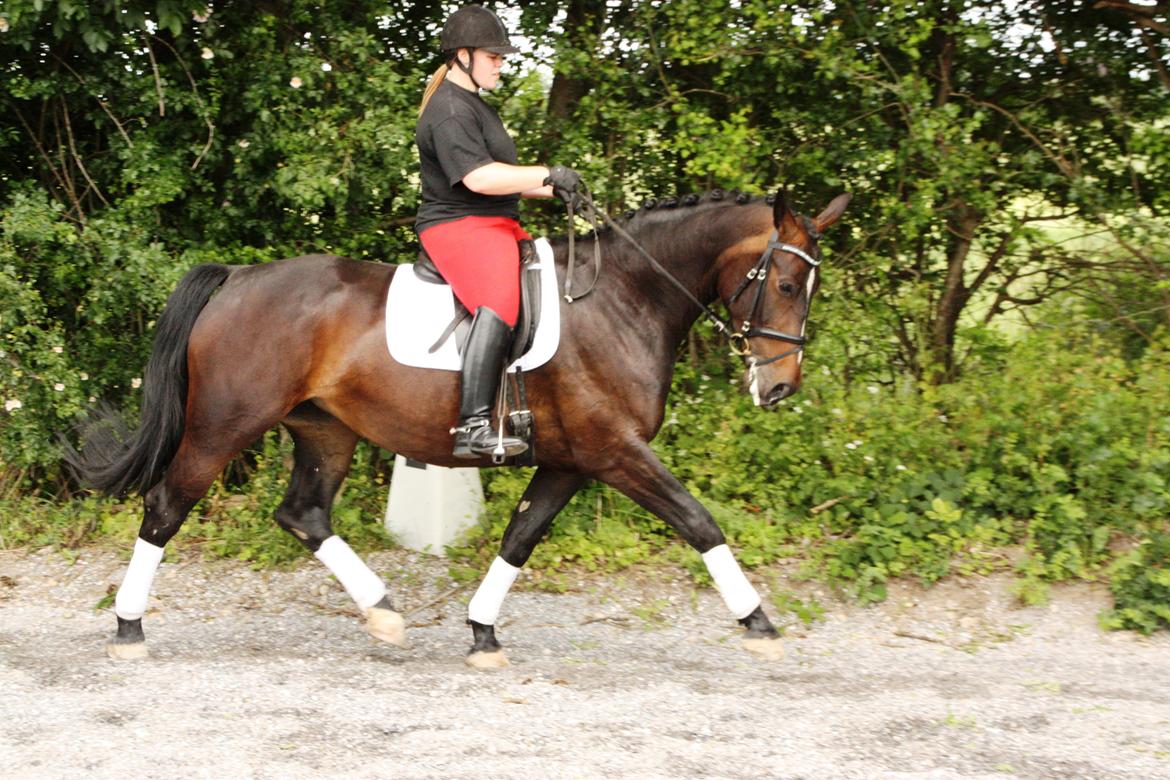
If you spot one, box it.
[385,237,561,372]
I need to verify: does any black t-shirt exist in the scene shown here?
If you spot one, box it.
[415,79,520,234]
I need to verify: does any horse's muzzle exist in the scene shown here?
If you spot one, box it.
[760,382,797,408]
[745,365,801,408]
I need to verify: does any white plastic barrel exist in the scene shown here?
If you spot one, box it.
[383,455,484,557]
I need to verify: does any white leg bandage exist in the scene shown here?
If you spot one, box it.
[114,537,166,621]
[467,557,520,626]
[314,536,387,610]
[702,544,761,619]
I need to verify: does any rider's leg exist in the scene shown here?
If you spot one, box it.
[419,216,527,458]
[450,306,527,458]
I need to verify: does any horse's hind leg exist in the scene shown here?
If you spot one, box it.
[464,468,587,668]
[276,404,406,648]
[108,429,274,659]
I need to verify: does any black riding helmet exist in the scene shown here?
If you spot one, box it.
[440,5,519,55]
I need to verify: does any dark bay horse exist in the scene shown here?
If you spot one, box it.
[72,189,851,667]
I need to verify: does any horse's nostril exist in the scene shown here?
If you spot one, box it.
[766,383,795,405]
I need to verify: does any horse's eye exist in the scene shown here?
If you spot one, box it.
[778,281,797,296]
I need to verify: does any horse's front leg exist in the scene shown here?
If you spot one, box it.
[465,467,588,668]
[596,441,784,660]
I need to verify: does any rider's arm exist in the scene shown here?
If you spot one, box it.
[521,185,555,199]
[462,162,553,198]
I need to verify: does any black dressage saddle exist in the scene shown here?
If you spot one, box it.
[413,238,544,363]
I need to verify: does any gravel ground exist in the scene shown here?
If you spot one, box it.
[1,545,1169,780]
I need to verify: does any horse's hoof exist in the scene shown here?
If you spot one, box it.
[106,641,149,660]
[742,636,785,661]
[365,606,407,648]
[465,650,509,669]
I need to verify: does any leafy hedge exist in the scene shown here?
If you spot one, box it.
[2,184,1167,631]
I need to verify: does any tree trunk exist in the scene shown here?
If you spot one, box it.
[930,202,982,383]
[546,0,606,120]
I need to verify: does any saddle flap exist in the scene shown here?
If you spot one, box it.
[421,238,542,362]
[508,246,542,363]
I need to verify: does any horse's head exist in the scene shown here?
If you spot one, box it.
[719,190,851,408]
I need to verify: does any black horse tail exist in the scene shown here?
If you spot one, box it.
[66,264,233,497]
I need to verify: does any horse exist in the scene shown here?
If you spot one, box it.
[70,188,851,668]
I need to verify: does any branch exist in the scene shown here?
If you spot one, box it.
[8,101,80,224]
[149,34,215,170]
[1135,15,1170,36]
[142,32,166,117]
[60,100,111,209]
[49,53,134,148]
[643,21,676,103]
[966,231,1012,300]
[1139,30,1170,92]
[1093,2,1168,18]
[51,106,80,219]
[952,92,1077,178]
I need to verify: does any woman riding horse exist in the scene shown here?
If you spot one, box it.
[76,186,849,668]
[416,4,583,459]
[70,7,852,669]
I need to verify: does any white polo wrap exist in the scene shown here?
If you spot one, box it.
[702,544,761,619]
[314,535,388,610]
[114,537,166,621]
[467,556,520,626]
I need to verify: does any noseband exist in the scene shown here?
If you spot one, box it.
[726,231,821,367]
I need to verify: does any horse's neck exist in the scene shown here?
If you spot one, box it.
[548,203,772,353]
[595,207,763,328]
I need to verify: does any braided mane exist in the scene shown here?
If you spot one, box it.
[616,188,773,225]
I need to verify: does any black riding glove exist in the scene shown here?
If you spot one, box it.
[544,165,584,206]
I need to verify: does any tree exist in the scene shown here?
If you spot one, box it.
[519,0,1170,381]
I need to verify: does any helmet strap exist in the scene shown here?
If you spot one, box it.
[451,48,483,90]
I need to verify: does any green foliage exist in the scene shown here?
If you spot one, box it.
[771,589,826,627]
[0,434,393,564]
[1100,532,1170,635]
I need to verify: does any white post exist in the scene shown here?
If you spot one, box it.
[384,455,484,557]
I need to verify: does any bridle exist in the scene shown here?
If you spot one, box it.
[566,189,822,369]
[725,229,821,367]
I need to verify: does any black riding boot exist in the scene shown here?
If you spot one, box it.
[452,307,528,459]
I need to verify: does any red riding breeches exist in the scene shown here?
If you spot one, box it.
[418,216,532,328]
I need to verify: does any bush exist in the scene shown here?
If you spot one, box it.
[1100,531,1170,635]
[2,203,1167,629]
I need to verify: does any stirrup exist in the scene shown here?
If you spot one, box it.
[451,417,528,460]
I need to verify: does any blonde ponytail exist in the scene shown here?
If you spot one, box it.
[418,63,449,116]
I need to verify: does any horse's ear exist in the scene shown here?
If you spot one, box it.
[813,193,852,232]
[773,188,798,232]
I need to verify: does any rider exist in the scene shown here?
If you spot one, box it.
[416,4,581,459]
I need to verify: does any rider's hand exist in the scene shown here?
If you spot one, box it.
[544,165,584,205]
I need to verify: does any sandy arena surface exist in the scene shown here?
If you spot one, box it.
[1,545,1169,779]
